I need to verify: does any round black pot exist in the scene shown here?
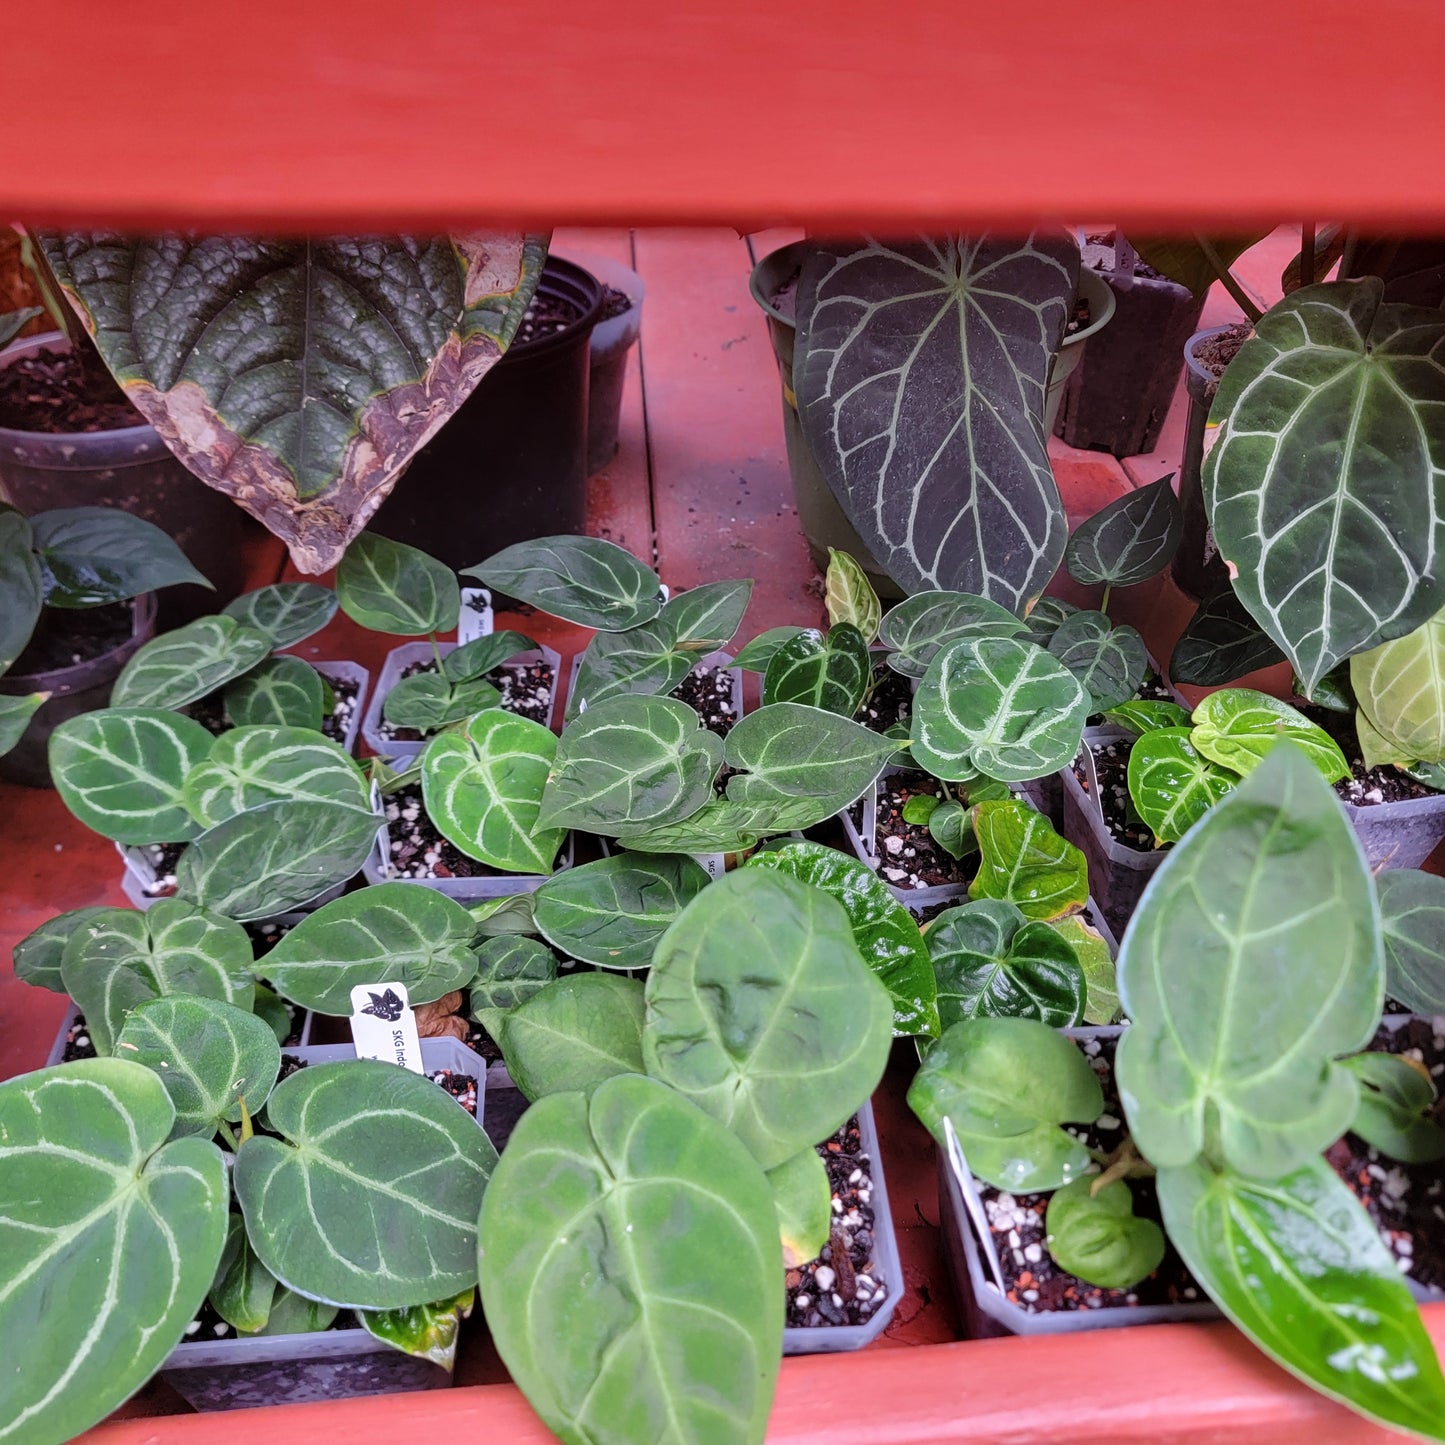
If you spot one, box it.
[0,334,264,628]
[0,592,157,788]
[367,257,603,572]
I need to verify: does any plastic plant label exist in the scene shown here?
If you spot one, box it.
[457,587,495,644]
[349,982,424,1073]
[692,852,727,880]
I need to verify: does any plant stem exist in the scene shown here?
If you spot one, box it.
[217,1120,240,1151]
[1300,222,1315,287]
[1338,227,1361,282]
[429,633,445,669]
[1193,232,1263,324]
[1100,584,1113,618]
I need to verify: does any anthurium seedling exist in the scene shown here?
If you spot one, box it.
[1376,868,1445,1014]
[1342,1052,1445,1164]
[1064,474,1184,614]
[1046,609,1148,713]
[1169,583,1287,687]
[968,800,1089,919]
[898,777,1010,861]
[383,631,539,734]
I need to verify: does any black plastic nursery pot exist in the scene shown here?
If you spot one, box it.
[567,251,644,476]
[367,258,603,572]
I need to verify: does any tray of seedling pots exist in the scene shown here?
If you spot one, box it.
[311,659,371,754]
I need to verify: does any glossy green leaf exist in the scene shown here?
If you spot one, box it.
[928,798,976,859]
[1205,281,1445,697]
[1343,1052,1445,1163]
[795,234,1078,608]
[441,630,539,682]
[1305,660,1356,714]
[468,935,558,1011]
[1116,744,1382,1178]
[644,869,893,1168]
[177,799,381,920]
[222,582,338,649]
[478,1074,780,1445]
[614,799,794,855]
[540,695,723,834]
[769,1147,832,1268]
[1020,595,1079,649]
[969,800,1089,920]
[663,578,754,650]
[902,793,940,826]
[912,636,1089,782]
[927,899,1085,1027]
[60,899,255,1055]
[0,1059,228,1445]
[1169,585,1286,687]
[466,535,663,631]
[745,840,939,1036]
[907,1017,1103,1191]
[260,882,479,1014]
[0,509,43,674]
[1376,868,1445,1014]
[731,626,806,672]
[0,691,45,756]
[533,853,710,970]
[383,670,501,732]
[422,709,564,874]
[1158,1156,1445,1441]
[252,1288,339,1336]
[763,623,871,717]
[183,724,366,827]
[567,616,693,719]
[824,549,881,644]
[1047,611,1148,713]
[235,1059,497,1309]
[1101,699,1191,735]
[1127,727,1238,844]
[12,907,110,993]
[1350,606,1445,766]
[1065,475,1183,588]
[210,1215,279,1333]
[1045,1177,1165,1290]
[488,972,645,1100]
[1050,914,1119,1024]
[112,615,271,710]
[49,706,215,844]
[1190,688,1348,783]
[358,1290,473,1369]
[223,655,326,730]
[30,506,209,607]
[878,590,1028,680]
[115,995,281,1138]
[336,532,459,637]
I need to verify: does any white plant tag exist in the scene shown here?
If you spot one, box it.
[457,586,495,644]
[349,981,424,1074]
[691,852,727,880]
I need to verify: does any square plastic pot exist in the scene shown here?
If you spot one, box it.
[312,659,372,755]
[1343,792,1445,872]
[361,639,563,764]
[563,648,743,724]
[117,844,348,915]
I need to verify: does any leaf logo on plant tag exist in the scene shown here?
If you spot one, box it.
[349,982,424,1073]
[360,988,406,1022]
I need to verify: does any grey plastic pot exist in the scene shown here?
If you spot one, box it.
[118,843,348,914]
[565,252,644,475]
[312,659,371,755]
[1343,790,1445,872]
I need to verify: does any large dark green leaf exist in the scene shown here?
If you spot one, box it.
[0,1059,228,1445]
[111,615,272,709]
[1204,280,1445,697]
[465,535,663,630]
[234,1059,497,1309]
[0,509,43,675]
[663,579,753,650]
[182,724,367,827]
[1169,585,1286,687]
[336,532,459,636]
[567,617,692,718]
[1116,744,1382,1178]
[1159,1157,1445,1440]
[1376,868,1445,1014]
[30,507,210,606]
[1064,475,1183,589]
[39,231,544,574]
[968,800,1089,920]
[223,655,327,730]
[878,591,1028,681]
[478,1075,781,1445]
[1126,727,1238,844]
[222,581,338,649]
[468,935,557,1011]
[795,234,1079,607]
[762,623,871,716]
[1046,612,1148,713]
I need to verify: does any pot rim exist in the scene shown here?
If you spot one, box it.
[0,590,157,690]
[0,331,157,443]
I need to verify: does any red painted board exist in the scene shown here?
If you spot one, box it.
[6,2,1445,231]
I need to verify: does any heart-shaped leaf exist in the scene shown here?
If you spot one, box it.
[468,935,557,1011]
[663,579,754,650]
[614,799,796,855]
[177,799,381,920]
[1158,1156,1445,1440]
[60,899,255,1054]
[795,234,1078,607]
[422,710,564,874]
[112,615,272,709]
[0,1059,228,1445]
[907,1017,1103,1191]
[769,1147,833,1269]
[13,906,110,993]
[1127,727,1239,844]
[744,839,940,1036]
[259,882,479,1014]
[1049,914,1119,1024]
[1350,606,1445,765]
[912,636,1089,782]
[968,800,1089,920]
[928,797,976,859]
[927,898,1086,1027]
[40,231,543,574]
[49,706,216,844]
[1116,743,1382,1178]
[358,1289,473,1369]
[383,671,501,732]
[1101,699,1192,735]
[223,655,326,730]
[1045,1177,1165,1290]
[1131,233,1271,297]
[478,1074,781,1445]
[1065,475,1183,589]
[1376,869,1445,1014]
[540,695,723,834]
[644,869,893,1169]
[183,724,367,828]
[336,532,459,636]
[210,1215,279,1333]
[487,972,645,1100]
[30,506,210,606]
[731,626,805,672]
[878,591,1028,680]
[567,617,692,719]
[115,995,281,1139]
[1169,585,1286,687]
[1343,1052,1445,1163]
[0,509,43,674]
[234,1059,497,1309]
[1190,688,1348,783]
[763,623,871,716]
[1047,612,1148,713]
[0,691,45,756]
[466,535,663,630]
[533,853,710,970]
[1204,280,1445,697]
[1020,595,1079,649]
[222,582,338,649]
[824,550,881,644]
[468,892,537,938]
[441,631,540,682]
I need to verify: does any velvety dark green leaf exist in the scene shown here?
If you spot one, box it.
[795,234,1079,608]
[878,590,1028,680]
[1376,868,1445,1014]
[12,907,110,993]
[1064,475,1183,588]
[745,839,940,1036]
[382,670,500,732]
[1045,1177,1165,1290]
[1158,1156,1445,1440]
[211,1215,278,1334]
[567,616,692,720]
[1101,699,1191,735]
[468,935,557,1011]
[31,506,210,607]
[112,616,272,710]
[235,1059,497,1309]
[907,1017,1103,1191]
[613,799,795,855]
[1050,914,1119,1024]
[0,509,43,674]
[539,695,723,834]
[663,579,754,650]
[1190,688,1349,783]
[1047,612,1148,713]
[731,626,805,672]
[1127,727,1238,844]
[824,550,881,645]
[968,801,1089,920]
[223,655,326,730]
[1306,660,1356,714]
[183,724,367,827]
[466,535,663,631]
[222,582,337,649]
[478,1075,781,1445]
[1351,607,1445,766]
[1169,585,1286,687]
[441,631,540,682]
[251,983,294,1045]
[0,691,45,756]
[1116,744,1382,1177]
[336,532,459,636]
[533,853,710,970]
[769,1147,832,1269]
[358,1289,473,1369]
[1343,1052,1445,1163]
[763,623,871,717]
[0,1059,228,1445]
[644,869,893,1168]
[1205,281,1445,697]
[912,636,1089,782]
[1020,595,1078,649]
